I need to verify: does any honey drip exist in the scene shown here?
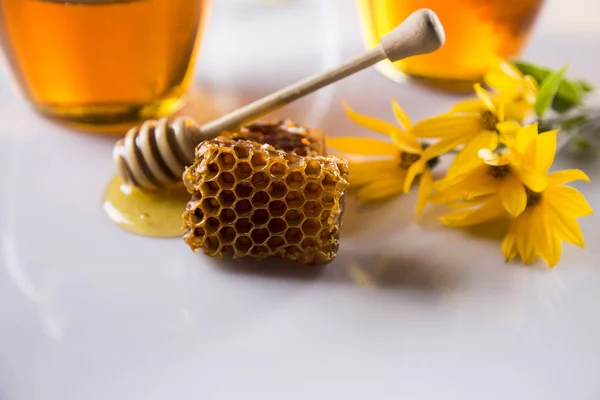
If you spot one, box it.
[103,175,189,238]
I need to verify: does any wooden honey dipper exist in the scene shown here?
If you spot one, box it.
[113,8,445,190]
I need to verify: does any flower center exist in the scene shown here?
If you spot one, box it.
[481,110,498,131]
[399,152,421,169]
[525,187,542,208]
[489,164,510,179]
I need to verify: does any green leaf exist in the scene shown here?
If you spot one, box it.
[552,79,582,112]
[551,96,574,113]
[573,137,591,150]
[575,79,594,93]
[561,114,588,130]
[514,60,593,113]
[534,65,568,117]
[513,61,551,83]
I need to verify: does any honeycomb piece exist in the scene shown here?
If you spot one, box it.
[222,120,326,157]
[182,137,349,264]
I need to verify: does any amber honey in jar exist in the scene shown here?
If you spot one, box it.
[0,0,210,131]
[358,0,544,91]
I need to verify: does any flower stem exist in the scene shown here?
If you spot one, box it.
[540,107,600,150]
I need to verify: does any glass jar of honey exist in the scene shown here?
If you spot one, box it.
[0,0,210,131]
[358,0,544,91]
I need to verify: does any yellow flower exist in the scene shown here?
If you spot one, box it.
[484,59,538,122]
[431,124,556,226]
[497,121,557,192]
[327,100,433,219]
[410,84,503,172]
[451,59,538,123]
[502,169,593,267]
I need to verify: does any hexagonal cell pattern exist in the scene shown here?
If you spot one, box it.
[182,136,349,264]
[222,119,326,157]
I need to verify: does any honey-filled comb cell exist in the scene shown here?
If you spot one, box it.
[223,120,326,157]
[182,135,348,265]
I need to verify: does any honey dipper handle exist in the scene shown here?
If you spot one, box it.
[112,9,444,190]
[192,8,445,141]
[196,47,386,138]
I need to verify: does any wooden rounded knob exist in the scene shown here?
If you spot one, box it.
[380,8,445,62]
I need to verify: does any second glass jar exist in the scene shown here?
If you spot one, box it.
[358,0,544,91]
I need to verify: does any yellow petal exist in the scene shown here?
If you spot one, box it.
[516,122,539,155]
[430,165,491,203]
[349,159,398,173]
[504,125,533,162]
[390,132,423,155]
[521,128,538,167]
[453,131,499,168]
[403,159,426,193]
[478,148,503,166]
[543,232,562,268]
[515,163,548,192]
[514,210,536,264]
[411,114,482,139]
[499,59,525,79]
[356,177,404,200]
[439,160,487,186]
[342,101,405,139]
[327,137,399,156]
[535,129,558,173]
[501,229,518,262]
[351,169,402,186]
[451,99,482,113]
[528,205,555,266]
[499,176,527,216]
[497,120,522,148]
[548,169,590,186]
[474,83,495,112]
[523,75,539,101]
[502,99,533,123]
[545,186,594,217]
[439,197,506,227]
[415,168,433,221]
[485,71,519,94]
[538,205,562,267]
[464,183,500,199]
[484,60,538,123]
[447,150,483,176]
[485,58,524,88]
[350,166,395,180]
[444,197,491,210]
[496,101,505,123]
[496,121,522,135]
[391,98,413,130]
[545,201,585,247]
[419,134,469,162]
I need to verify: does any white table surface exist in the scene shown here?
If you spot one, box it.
[1,1,600,399]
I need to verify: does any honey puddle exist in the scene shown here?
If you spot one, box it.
[103,175,190,238]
